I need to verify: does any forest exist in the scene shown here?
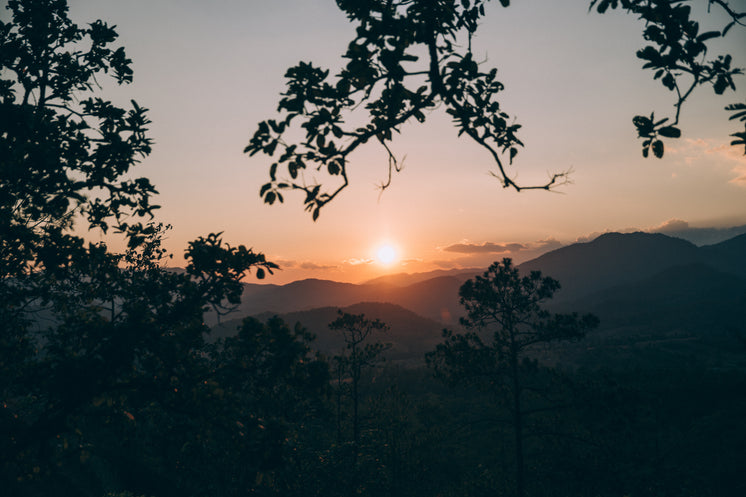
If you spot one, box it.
[2,1,746,496]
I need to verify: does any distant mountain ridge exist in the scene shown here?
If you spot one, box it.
[212,231,746,368]
[212,302,446,365]
[519,231,703,303]
[223,231,744,324]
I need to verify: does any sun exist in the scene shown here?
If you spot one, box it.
[376,244,398,266]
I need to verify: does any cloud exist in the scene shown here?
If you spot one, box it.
[670,138,746,186]
[299,261,337,270]
[441,241,526,254]
[400,258,423,266]
[730,166,746,186]
[533,238,563,251]
[343,258,374,266]
[273,259,337,270]
[575,227,639,243]
[651,218,690,233]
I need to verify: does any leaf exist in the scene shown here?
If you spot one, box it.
[713,76,728,95]
[696,31,720,43]
[658,126,681,138]
[632,115,654,136]
[652,140,664,158]
[661,73,676,91]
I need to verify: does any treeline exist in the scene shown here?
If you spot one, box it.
[2,1,745,496]
[4,250,746,497]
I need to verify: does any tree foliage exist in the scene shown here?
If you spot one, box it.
[427,259,599,497]
[0,2,294,495]
[248,0,744,216]
[246,0,571,220]
[0,0,157,277]
[329,311,390,457]
[591,0,745,157]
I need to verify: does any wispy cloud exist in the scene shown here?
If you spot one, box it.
[669,138,746,187]
[533,238,563,251]
[650,218,689,233]
[574,227,639,243]
[440,241,526,254]
[274,259,338,270]
[400,258,423,265]
[343,258,375,266]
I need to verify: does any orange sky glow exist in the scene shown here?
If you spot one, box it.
[57,0,746,285]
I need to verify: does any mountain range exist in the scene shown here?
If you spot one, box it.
[213,232,746,368]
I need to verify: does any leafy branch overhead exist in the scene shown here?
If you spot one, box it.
[591,0,745,158]
[0,0,157,277]
[246,0,570,220]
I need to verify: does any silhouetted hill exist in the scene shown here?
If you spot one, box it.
[364,268,480,287]
[519,232,702,302]
[210,231,746,369]
[228,275,468,325]
[554,262,746,369]
[211,302,446,365]
[655,223,746,246]
[700,233,746,278]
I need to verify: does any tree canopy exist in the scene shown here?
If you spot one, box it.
[247,0,744,218]
[428,259,599,497]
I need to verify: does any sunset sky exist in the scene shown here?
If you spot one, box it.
[57,0,746,284]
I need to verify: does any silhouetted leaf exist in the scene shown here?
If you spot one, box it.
[658,126,681,138]
[652,139,664,158]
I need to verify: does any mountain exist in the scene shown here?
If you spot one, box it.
[220,231,744,325]
[554,262,746,369]
[654,223,746,246]
[364,267,481,287]
[227,275,469,325]
[211,302,447,365]
[210,231,746,369]
[700,233,746,279]
[518,232,703,303]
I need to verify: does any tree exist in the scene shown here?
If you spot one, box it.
[247,0,744,217]
[0,0,157,337]
[1,2,283,495]
[0,0,157,269]
[245,0,571,220]
[590,0,746,157]
[328,311,390,462]
[213,316,330,495]
[427,259,599,497]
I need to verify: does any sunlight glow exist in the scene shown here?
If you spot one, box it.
[376,244,398,266]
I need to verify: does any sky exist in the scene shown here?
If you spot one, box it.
[23,0,746,284]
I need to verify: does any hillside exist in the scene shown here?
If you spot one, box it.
[211,231,746,369]
[518,232,702,302]
[211,301,447,364]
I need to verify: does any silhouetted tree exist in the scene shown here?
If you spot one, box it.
[0,2,280,495]
[247,0,744,216]
[590,0,745,157]
[427,259,599,497]
[0,0,156,282]
[329,311,390,462]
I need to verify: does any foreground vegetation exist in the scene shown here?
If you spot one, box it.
[2,1,745,496]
